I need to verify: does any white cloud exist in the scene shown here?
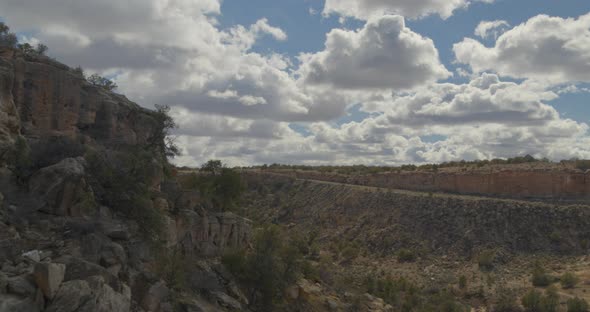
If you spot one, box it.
[455,13,590,85]
[474,20,509,39]
[322,0,495,20]
[298,15,451,91]
[2,0,590,166]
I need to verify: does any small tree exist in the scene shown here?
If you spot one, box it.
[150,104,180,159]
[0,22,17,48]
[87,74,118,91]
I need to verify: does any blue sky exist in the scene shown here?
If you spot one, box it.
[219,0,590,126]
[1,0,590,165]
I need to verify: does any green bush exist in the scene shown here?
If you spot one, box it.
[560,272,579,289]
[6,136,33,185]
[567,297,589,312]
[86,148,164,242]
[222,225,306,311]
[531,263,553,287]
[494,286,521,312]
[522,287,558,312]
[478,250,496,271]
[396,248,417,263]
[186,161,243,212]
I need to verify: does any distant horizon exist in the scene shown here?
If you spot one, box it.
[2,0,590,167]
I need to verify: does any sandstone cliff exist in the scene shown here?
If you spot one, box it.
[263,167,590,200]
[0,47,160,156]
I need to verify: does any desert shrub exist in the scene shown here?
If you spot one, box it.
[155,250,188,291]
[5,136,33,185]
[397,248,417,263]
[88,74,118,91]
[222,224,306,311]
[341,245,359,261]
[186,161,243,212]
[549,231,562,244]
[478,250,496,271]
[560,272,579,289]
[85,148,164,242]
[521,289,543,312]
[494,286,521,312]
[531,263,554,287]
[0,22,17,48]
[522,287,558,312]
[567,297,589,312]
[458,275,467,290]
[575,160,590,171]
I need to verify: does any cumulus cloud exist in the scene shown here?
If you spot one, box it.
[2,0,590,166]
[298,15,451,91]
[455,13,590,85]
[474,20,509,39]
[322,0,495,20]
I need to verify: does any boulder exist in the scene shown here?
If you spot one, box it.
[46,280,92,312]
[210,291,242,311]
[28,158,89,216]
[0,294,40,312]
[33,262,65,299]
[140,280,169,312]
[7,274,36,297]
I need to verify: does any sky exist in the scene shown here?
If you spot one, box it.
[1,0,590,166]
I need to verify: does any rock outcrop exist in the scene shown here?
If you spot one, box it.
[0,47,160,153]
[0,48,252,312]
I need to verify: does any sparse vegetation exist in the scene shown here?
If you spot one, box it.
[477,250,496,271]
[184,160,243,212]
[560,272,579,289]
[396,248,417,263]
[521,286,558,312]
[531,263,554,287]
[150,104,180,158]
[222,224,308,311]
[567,297,589,312]
[0,22,17,48]
[85,148,164,242]
[494,286,521,312]
[87,73,118,91]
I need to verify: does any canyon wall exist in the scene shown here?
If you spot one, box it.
[243,172,590,255]
[0,47,159,152]
[263,169,590,200]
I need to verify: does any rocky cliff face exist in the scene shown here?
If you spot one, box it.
[0,48,252,312]
[265,168,590,200]
[0,47,159,155]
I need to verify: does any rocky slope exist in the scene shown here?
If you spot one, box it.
[0,48,252,312]
[242,172,590,310]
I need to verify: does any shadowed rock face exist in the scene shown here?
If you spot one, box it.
[0,47,159,149]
